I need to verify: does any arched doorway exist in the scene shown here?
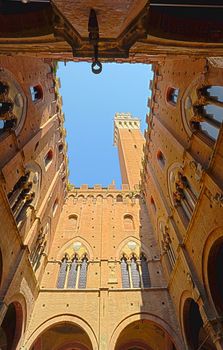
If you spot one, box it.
[114,320,176,350]
[31,323,93,350]
[207,238,223,315]
[0,301,23,350]
[183,298,215,350]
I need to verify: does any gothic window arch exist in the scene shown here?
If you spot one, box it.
[140,254,151,288]
[30,222,50,272]
[130,255,141,288]
[120,255,130,288]
[120,243,151,289]
[159,222,176,272]
[185,84,223,143]
[57,254,88,289]
[67,255,78,288]
[169,169,198,227]
[78,255,88,289]
[173,171,197,226]
[7,168,40,226]
[57,242,89,289]
[57,255,68,289]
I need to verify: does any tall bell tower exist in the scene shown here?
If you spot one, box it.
[114,113,144,189]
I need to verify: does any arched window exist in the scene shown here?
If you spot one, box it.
[44,149,53,169]
[30,223,50,272]
[123,214,134,230]
[191,104,222,141]
[68,214,78,229]
[57,254,88,289]
[140,254,151,288]
[167,87,179,105]
[198,85,223,104]
[121,256,130,288]
[57,256,68,289]
[188,85,223,143]
[67,256,78,288]
[78,256,88,289]
[173,172,197,227]
[30,85,43,102]
[7,171,36,225]
[131,256,140,288]
[159,222,176,272]
[120,254,151,289]
[157,150,166,168]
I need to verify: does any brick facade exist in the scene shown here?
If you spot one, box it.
[0,53,222,350]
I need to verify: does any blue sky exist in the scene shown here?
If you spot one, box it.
[58,62,152,188]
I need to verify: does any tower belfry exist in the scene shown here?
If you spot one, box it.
[114,113,144,189]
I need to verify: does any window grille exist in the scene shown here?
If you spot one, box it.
[121,257,130,288]
[141,255,151,288]
[67,257,78,288]
[78,257,88,289]
[131,257,141,288]
[57,257,68,289]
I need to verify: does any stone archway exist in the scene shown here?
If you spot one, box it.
[0,301,23,350]
[114,319,176,350]
[31,323,93,350]
[25,314,98,350]
[183,298,215,350]
[109,313,181,350]
[207,237,223,316]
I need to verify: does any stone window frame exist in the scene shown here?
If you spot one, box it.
[57,253,89,289]
[120,251,151,289]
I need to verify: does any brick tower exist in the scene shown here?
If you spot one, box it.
[114,113,144,189]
